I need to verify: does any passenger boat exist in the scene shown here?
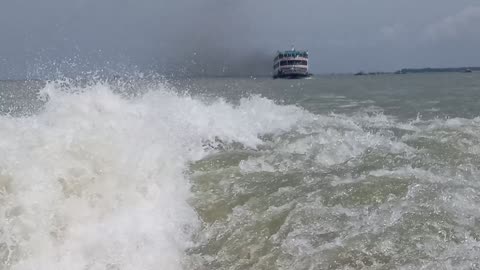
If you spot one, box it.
[273,47,311,79]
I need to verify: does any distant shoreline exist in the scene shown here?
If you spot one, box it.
[353,66,479,76]
[394,67,479,74]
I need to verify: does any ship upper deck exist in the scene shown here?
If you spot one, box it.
[274,50,308,62]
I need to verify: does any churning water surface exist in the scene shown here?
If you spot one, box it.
[1,73,480,269]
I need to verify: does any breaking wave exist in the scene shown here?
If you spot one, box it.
[2,78,480,269]
[0,80,309,270]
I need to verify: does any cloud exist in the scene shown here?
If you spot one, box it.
[380,24,406,40]
[424,6,480,41]
[1,1,480,77]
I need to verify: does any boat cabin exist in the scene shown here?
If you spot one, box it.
[273,48,310,79]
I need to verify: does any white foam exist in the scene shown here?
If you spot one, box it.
[0,80,309,270]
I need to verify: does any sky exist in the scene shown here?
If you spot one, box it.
[1,0,480,78]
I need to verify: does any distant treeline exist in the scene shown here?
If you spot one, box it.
[395,67,480,74]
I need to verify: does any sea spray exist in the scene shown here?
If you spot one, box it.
[2,75,480,269]
[0,80,308,270]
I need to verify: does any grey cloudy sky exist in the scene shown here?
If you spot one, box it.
[1,0,480,78]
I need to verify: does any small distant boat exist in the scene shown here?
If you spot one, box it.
[464,69,473,73]
[273,47,311,79]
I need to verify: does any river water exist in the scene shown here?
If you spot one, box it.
[1,73,480,269]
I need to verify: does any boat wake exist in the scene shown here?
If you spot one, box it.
[0,79,308,270]
[2,78,480,269]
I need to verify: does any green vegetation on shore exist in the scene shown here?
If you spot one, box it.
[395,67,479,74]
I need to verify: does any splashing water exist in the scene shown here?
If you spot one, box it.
[186,111,480,269]
[2,75,480,269]
[0,80,307,270]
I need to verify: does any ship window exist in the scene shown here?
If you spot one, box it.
[280,61,287,66]
[279,54,283,59]
[288,60,305,65]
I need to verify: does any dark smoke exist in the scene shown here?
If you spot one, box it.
[165,48,272,77]
[1,0,274,79]
[150,0,273,77]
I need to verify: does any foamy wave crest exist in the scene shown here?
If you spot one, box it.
[0,80,309,270]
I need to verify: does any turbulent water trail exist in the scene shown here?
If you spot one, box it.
[0,81,307,270]
[1,79,480,269]
[186,111,480,269]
